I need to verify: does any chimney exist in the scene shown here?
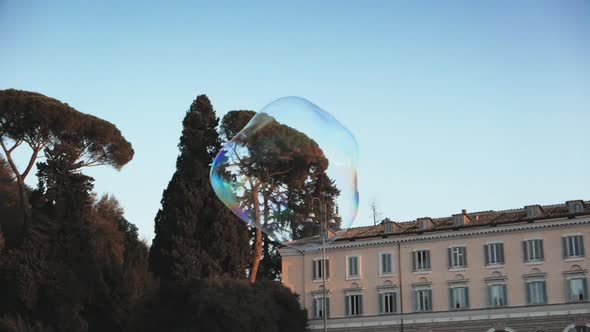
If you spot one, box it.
[382,218,400,234]
[525,205,543,219]
[453,209,469,226]
[566,200,585,215]
[416,217,434,231]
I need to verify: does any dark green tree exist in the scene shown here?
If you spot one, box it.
[149,95,249,284]
[0,89,134,231]
[128,279,308,332]
[219,111,339,282]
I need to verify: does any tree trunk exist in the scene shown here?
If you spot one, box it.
[249,182,262,283]
[3,156,31,229]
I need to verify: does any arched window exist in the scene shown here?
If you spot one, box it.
[563,323,590,332]
[486,328,514,332]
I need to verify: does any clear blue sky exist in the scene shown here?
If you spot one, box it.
[1,1,588,241]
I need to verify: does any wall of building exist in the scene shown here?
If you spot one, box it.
[280,216,590,329]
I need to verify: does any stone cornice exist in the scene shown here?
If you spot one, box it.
[285,216,590,254]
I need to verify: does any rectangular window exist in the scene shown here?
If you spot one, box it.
[488,284,508,307]
[485,243,505,265]
[563,235,585,258]
[567,278,588,302]
[312,297,330,318]
[526,281,547,305]
[414,289,432,312]
[345,294,363,316]
[448,246,467,268]
[347,256,360,278]
[413,250,431,271]
[449,286,469,309]
[312,259,329,280]
[379,292,397,314]
[523,239,544,262]
[380,253,393,275]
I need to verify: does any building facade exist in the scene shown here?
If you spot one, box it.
[279,200,590,332]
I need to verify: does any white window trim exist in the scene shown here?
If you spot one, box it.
[413,249,431,271]
[414,288,433,312]
[565,257,585,262]
[563,233,583,237]
[380,291,397,314]
[484,240,504,245]
[486,242,504,265]
[346,255,362,280]
[450,246,467,268]
[485,264,504,269]
[312,257,330,282]
[523,236,544,241]
[379,251,395,277]
[525,239,544,262]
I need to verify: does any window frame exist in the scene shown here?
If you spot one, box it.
[379,252,394,277]
[526,280,547,305]
[344,293,363,316]
[563,235,585,259]
[487,283,508,307]
[485,242,505,266]
[566,277,588,303]
[378,291,397,314]
[346,255,361,280]
[413,249,431,272]
[312,257,330,282]
[449,285,470,310]
[414,287,433,312]
[449,246,467,269]
[312,295,330,319]
[523,238,544,263]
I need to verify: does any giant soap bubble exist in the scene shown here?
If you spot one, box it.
[210,97,358,248]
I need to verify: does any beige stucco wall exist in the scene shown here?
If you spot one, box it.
[281,217,589,320]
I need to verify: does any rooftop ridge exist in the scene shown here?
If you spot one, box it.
[340,200,587,232]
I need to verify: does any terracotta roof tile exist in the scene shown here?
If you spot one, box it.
[334,200,589,241]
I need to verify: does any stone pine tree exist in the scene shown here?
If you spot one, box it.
[149,95,249,284]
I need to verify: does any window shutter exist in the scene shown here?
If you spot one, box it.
[498,243,505,263]
[562,237,568,258]
[345,296,350,316]
[462,247,467,267]
[522,241,529,262]
[566,279,572,302]
[312,261,317,279]
[325,259,330,278]
[412,252,417,271]
[583,278,588,300]
[378,294,383,314]
[326,298,330,318]
[413,291,418,312]
[502,284,508,306]
[526,283,531,304]
[427,290,432,311]
[449,288,454,309]
[448,248,452,268]
[465,287,470,308]
[487,286,492,307]
[425,250,431,269]
[579,236,585,257]
[539,240,544,260]
[393,293,397,313]
[541,282,547,304]
[484,245,489,265]
[313,299,317,318]
[359,295,363,315]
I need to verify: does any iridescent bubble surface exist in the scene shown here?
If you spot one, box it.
[210,97,359,248]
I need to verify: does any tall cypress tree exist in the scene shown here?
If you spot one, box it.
[149,95,249,284]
